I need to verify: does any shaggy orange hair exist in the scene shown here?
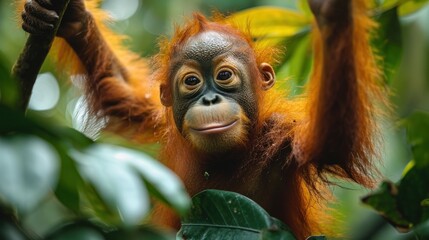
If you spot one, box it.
[17,0,387,238]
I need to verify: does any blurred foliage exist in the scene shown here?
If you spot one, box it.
[1,0,429,239]
[0,103,189,239]
[363,112,429,236]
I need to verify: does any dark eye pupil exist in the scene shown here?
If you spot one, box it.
[217,71,232,81]
[185,76,200,86]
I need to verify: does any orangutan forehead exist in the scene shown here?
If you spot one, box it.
[180,31,247,63]
[168,30,254,78]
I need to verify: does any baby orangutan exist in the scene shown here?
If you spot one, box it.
[21,0,384,238]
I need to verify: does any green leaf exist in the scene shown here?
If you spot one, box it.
[51,127,94,150]
[98,132,161,159]
[122,146,190,216]
[399,0,429,16]
[70,145,150,227]
[369,0,400,12]
[178,190,296,240]
[260,228,296,240]
[363,112,429,230]
[412,220,429,238]
[0,135,59,213]
[80,143,189,216]
[381,0,401,9]
[0,217,28,240]
[0,58,19,108]
[397,166,429,225]
[275,30,312,95]
[306,236,327,240]
[0,105,39,134]
[80,183,120,225]
[45,221,105,240]
[40,127,92,214]
[369,0,429,15]
[297,0,313,18]
[70,143,189,226]
[362,181,412,230]
[54,147,84,214]
[372,7,402,85]
[288,32,312,88]
[105,226,175,240]
[405,111,429,166]
[227,7,311,45]
[49,228,104,240]
[0,105,92,149]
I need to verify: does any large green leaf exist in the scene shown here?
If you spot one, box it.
[297,0,313,18]
[46,127,93,214]
[54,146,84,214]
[71,144,190,226]
[275,30,312,95]
[178,190,296,240]
[80,182,120,225]
[0,105,92,214]
[123,147,190,215]
[362,181,412,230]
[70,145,150,227]
[397,166,429,224]
[399,0,429,16]
[363,172,429,231]
[227,7,311,46]
[0,135,59,214]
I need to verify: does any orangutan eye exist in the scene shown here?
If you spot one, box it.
[216,70,232,81]
[184,76,201,86]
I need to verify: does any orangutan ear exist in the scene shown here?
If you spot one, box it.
[259,62,275,90]
[160,84,172,106]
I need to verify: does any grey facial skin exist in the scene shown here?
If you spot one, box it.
[169,31,258,140]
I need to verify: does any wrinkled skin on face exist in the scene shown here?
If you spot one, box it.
[161,31,275,153]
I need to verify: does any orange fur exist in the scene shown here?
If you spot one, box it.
[19,0,387,239]
[152,14,326,239]
[39,0,164,142]
[293,0,385,188]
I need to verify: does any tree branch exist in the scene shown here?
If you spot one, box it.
[12,0,71,112]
